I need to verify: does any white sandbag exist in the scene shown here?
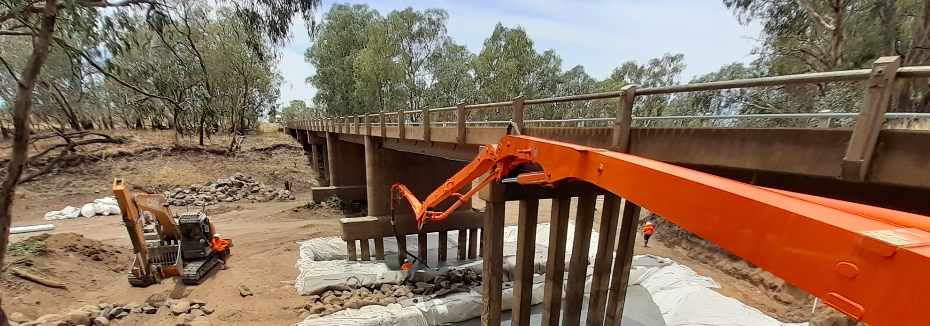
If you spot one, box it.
[62,206,80,218]
[93,203,105,214]
[44,211,63,221]
[95,197,118,206]
[99,205,111,216]
[80,203,96,218]
[107,205,121,216]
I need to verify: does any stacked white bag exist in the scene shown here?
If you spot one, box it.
[44,196,121,220]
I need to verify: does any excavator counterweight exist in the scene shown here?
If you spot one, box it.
[391,134,930,326]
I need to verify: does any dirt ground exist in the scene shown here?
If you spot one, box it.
[4,130,821,325]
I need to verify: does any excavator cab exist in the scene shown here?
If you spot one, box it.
[178,213,215,260]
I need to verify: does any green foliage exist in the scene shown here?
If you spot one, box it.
[8,238,47,255]
[304,5,687,121]
[305,3,380,116]
[324,195,344,208]
[280,100,321,122]
[0,0,321,135]
[722,0,930,113]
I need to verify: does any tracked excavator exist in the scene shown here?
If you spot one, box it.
[391,126,930,326]
[113,178,232,287]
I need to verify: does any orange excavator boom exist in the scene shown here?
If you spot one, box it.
[391,134,930,326]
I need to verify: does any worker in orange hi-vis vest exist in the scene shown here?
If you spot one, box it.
[210,233,231,269]
[642,222,656,248]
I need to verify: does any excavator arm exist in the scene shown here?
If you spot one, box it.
[391,134,930,326]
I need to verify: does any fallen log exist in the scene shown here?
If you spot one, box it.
[11,267,66,288]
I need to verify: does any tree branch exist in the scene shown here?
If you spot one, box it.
[1,0,160,24]
[52,37,187,113]
[0,56,21,85]
[0,30,35,36]
[795,0,835,30]
[24,134,120,166]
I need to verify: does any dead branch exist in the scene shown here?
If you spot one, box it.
[0,56,21,85]
[25,134,120,164]
[11,267,66,288]
[18,136,122,184]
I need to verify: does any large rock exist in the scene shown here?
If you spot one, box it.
[171,301,191,315]
[10,312,29,323]
[238,284,253,297]
[79,305,101,318]
[175,313,190,326]
[190,316,211,326]
[106,308,124,319]
[93,316,109,326]
[67,311,90,325]
[199,305,214,315]
[35,314,67,324]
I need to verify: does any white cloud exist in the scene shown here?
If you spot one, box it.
[275,0,762,104]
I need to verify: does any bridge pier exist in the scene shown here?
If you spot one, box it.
[310,133,367,203]
[364,135,472,216]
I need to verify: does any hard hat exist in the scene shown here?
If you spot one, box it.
[645,222,653,225]
[214,233,221,238]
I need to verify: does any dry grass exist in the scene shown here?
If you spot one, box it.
[0,128,298,161]
[258,123,283,133]
[7,128,315,200]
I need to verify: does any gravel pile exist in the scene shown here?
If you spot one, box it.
[9,298,215,326]
[163,172,295,207]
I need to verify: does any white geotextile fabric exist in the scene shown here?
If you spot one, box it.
[294,304,429,326]
[294,222,803,326]
[637,257,806,326]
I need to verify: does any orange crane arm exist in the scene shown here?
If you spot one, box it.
[392,134,930,326]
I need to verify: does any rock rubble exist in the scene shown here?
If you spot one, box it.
[11,299,214,326]
[297,269,481,318]
[163,172,295,206]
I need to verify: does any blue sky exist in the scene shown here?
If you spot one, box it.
[277,0,763,105]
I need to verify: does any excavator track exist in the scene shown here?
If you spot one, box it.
[180,249,228,285]
[127,273,155,287]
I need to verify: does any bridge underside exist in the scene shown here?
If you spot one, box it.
[290,126,930,215]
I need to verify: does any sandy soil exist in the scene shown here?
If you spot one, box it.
[3,131,819,325]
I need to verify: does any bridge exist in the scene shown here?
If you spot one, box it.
[286,57,930,216]
[284,57,930,325]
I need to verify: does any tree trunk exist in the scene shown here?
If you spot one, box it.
[199,115,205,146]
[0,2,58,325]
